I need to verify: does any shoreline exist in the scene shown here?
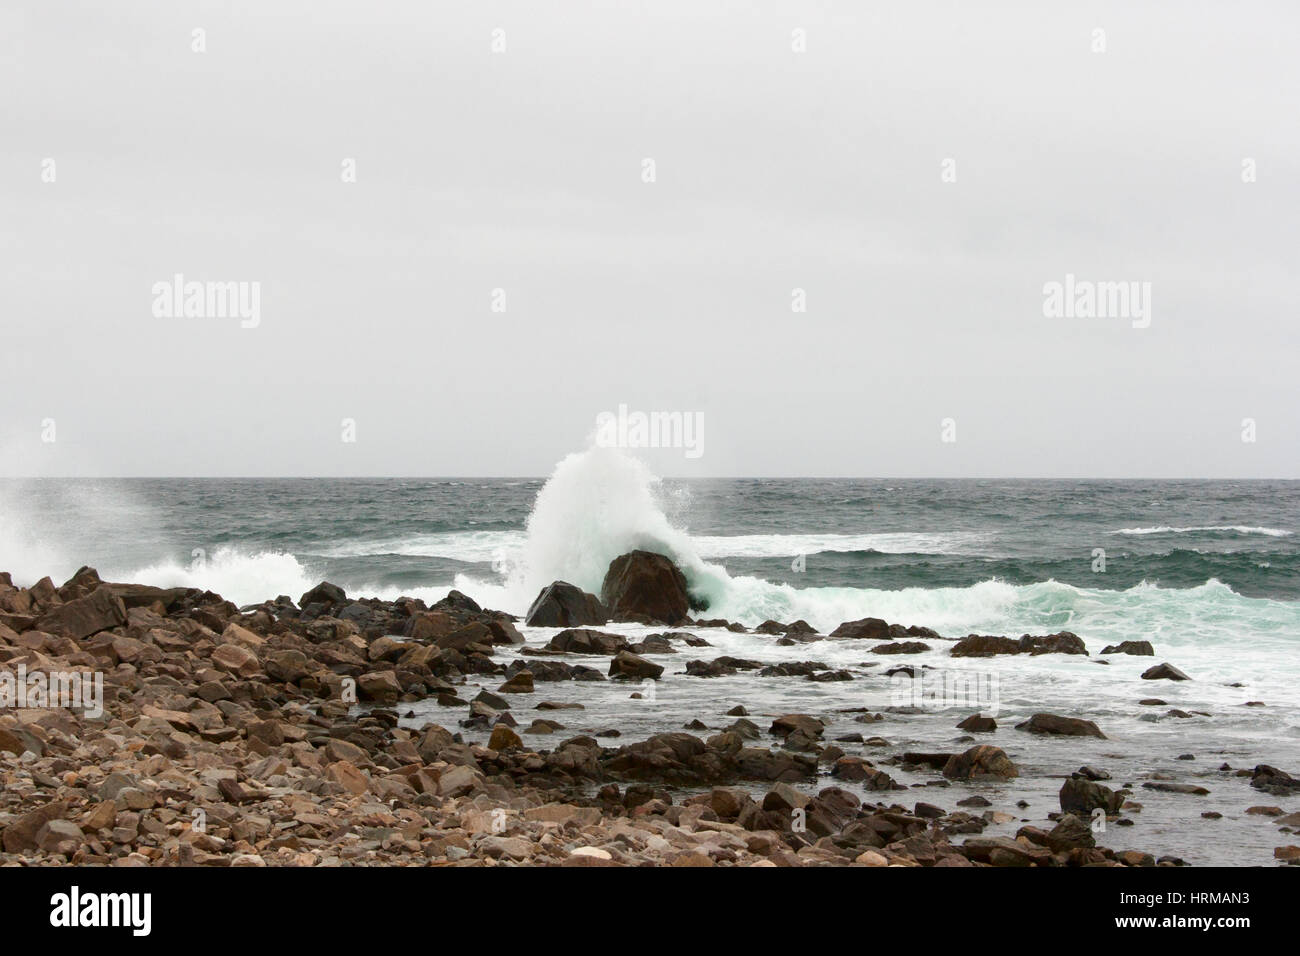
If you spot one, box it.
[2,557,1297,867]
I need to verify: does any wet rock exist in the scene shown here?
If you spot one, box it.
[300,581,346,608]
[770,714,824,739]
[832,757,899,789]
[1060,776,1123,814]
[546,629,629,655]
[435,623,494,652]
[1101,640,1155,656]
[498,671,535,694]
[600,550,695,625]
[956,714,997,733]
[488,725,523,751]
[609,651,664,681]
[1141,663,1191,681]
[807,669,853,682]
[524,581,608,627]
[1046,814,1095,852]
[951,632,1087,657]
[942,746,1019,780]
[1251,765,1300,796]
[357,670,402,701]
[1141,782,1209,796]
[830,617,890,641]
[1015,713,1106,739]
[627,633,677,655]
[871,641,931,654]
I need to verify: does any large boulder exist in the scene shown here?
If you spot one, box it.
[951,632,1087,657]
[1101,640,1154,656]
[299,581,346,609]
[1141,662,1190,681]
[35,586,126,641]
[830,617,890,641]
[942,745,1019,780]
[608,650,664,681]
[950,634,1022,657]
[600,551,694,625]
[525,581,608,627]
[1015,713,1106,739]
[545,628,629,655]
[1251,765,1300,796]
[1046,814,1095,852]
[1060,776,1123,814]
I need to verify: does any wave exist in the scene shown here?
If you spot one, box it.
[476,448,1300,640]
[124,547,322,607]
[1111,525,1291,537]
[691,531,986,558]
[313,529,984,563]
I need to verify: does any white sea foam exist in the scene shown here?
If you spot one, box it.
[1111,525,1291,537]
[124,547,321,607]
[317,529,981,562]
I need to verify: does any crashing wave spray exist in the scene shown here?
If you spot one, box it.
[503,446,730,609]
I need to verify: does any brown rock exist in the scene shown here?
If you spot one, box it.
[1141,663,1191,681]
[1015,713,1106,739]
[34,586,126,641]
[943,745,1019,780]
[324,760,369,795]
[488,724,523,751]
[525,581,608,627]
[600,550,693,625]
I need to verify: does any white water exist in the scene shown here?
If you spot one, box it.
[1111,525,1292,537]
[4,448,1297,659]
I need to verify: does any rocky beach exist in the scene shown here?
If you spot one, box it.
[3,551,1297,868]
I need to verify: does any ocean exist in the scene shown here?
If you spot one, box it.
[2,448,1298,864]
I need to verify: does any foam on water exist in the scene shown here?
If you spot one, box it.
[123,547,321,606]
[1111,525,1292,537]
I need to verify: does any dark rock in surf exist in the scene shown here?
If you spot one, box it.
[956,714,997,733]
[951,632,1088,657]
[601,550,697,626]
[299,581,346,609]
[1015,713,1106,739]
[1101,640,1155,656]
[1060,776,1123,814]
[1141,662,1191,681]
[942,746,1019,780]
[871,641,931,655]
[545,629,629,655]
[609,650,664,681]
[525,581,608,627]
[830,617,890,641]
[1251,765,1300,796]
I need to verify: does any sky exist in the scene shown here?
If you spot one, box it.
[1,1,1297,478]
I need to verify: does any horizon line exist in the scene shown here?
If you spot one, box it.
[3,474,1299,482]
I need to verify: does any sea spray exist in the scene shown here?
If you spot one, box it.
[505,446,729,609]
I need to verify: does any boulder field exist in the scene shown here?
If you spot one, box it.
[0,556,1283,868]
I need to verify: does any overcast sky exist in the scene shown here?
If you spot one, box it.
[2,1,1296,478]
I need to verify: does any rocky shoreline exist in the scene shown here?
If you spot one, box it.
[1,551,1297,867]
